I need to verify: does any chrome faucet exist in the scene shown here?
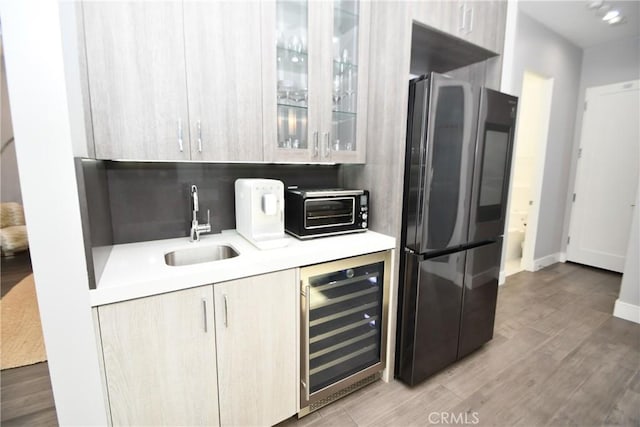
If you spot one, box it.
[190,185,211,242]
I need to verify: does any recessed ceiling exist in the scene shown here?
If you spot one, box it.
[518,0,640,48]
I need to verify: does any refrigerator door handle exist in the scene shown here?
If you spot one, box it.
[415,79,438,250]
[462,85,474,160]
[415,82,431,249]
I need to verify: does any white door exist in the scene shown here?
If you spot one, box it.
[567,80,640,272]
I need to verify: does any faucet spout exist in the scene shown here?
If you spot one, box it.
[191,185,199,214]
[189,185,212,242]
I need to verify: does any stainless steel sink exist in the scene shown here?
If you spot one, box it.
[164,245,239,266]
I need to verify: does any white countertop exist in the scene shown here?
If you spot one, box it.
[90,230,396,306]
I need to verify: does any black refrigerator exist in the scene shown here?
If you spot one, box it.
[396,72,518,386]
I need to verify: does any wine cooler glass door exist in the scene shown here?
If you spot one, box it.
[300,251,389,410]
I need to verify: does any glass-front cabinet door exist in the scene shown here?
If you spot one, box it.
[326,0,369,163]
[263,0,369,163]
[275,0,312,161]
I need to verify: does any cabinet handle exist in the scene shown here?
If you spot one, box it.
[466,6,474,33]
[313,131,319,157]
[324,132,331,158]
[197,120,203,153]
[223,294,229,327]
[459,4,466,33]
[202,299,208,333]
[177,119,184,152]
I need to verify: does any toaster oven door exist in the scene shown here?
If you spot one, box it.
[304,197,355,229]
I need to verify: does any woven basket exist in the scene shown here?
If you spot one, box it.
[0,203,28,255]
[1,202,26,228]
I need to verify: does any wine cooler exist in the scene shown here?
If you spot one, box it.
[299,251,390,416]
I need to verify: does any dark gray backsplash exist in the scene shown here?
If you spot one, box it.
[81,160,340,245]
[75,159,114,289]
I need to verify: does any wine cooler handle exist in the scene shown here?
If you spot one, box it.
[304,285,310,402]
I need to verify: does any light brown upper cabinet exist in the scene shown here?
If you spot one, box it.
[459,1,507,54]
[82,1,264,161]
[83,2,191,160]
[412,0,507,54]
[183,2,264,161]
[262,0,371,163]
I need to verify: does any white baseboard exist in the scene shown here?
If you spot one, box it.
[499,271,506,286]
[533,252,562,271]
[613,299,640,324]
[559,252,567,263]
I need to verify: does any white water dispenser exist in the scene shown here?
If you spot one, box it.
[235,179,290,249]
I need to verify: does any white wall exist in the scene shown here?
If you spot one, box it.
[0,47,22,203]
[0,1,109,424]
[615,188,639,323]
[503,10,582,263]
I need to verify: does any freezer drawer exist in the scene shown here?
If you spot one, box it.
[397,250,465,386]
[397,240,502,386]
[458,239,502,359]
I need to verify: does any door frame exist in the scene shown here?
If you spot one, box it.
[500,70,554,281]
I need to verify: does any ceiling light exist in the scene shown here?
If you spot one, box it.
[602,9,620,21]
[586,1,627,27]
[587,0,604,9]
[607,15,625,25]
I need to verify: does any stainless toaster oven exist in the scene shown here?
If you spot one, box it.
[285,189,369,239]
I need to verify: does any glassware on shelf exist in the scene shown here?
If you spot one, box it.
[278,79,294,102]
[278,105,308,150]
[278,79,308,108]
[290,89,308,103]
[332,75,343,111]
[341,48,349,64]
[332,112,356,152]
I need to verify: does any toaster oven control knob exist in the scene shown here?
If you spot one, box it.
[362,222,367,228]
[362,213,368,220]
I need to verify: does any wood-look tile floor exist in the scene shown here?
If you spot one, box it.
[1,251,57,426]
[1,262,638,426]
[282,262,640,427]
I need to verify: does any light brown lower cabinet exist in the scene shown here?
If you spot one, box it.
[96,269,297,426]
[214,269,298,426]
[97,285,219,426]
